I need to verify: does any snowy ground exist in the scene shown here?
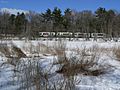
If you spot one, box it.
[0,40,120,90]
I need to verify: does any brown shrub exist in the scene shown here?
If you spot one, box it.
[55,45,111,77]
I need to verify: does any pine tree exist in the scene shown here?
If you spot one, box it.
[8,14,16,34]
[52,7,63,31]
[63,8,72,30]
[15,12,27,36]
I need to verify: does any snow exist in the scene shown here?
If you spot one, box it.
[0,40,120,90]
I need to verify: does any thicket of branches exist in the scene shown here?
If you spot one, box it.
[0,7,120,39]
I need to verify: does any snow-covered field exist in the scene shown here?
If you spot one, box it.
[0,40,120,90]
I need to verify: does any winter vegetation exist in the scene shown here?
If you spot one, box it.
[0,7,120,90]
[0,40,119,90]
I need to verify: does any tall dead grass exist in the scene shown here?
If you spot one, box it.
[0,43,11,58]
[0,41,115,90]
[22,41,55,56]
[54,44,112,77]
[112,46,120,61]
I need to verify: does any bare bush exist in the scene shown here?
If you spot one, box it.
[55,45,112,77]
[49,41,114,90]
[14,57,51,90]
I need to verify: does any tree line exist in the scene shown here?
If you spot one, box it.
[0,7,120,39]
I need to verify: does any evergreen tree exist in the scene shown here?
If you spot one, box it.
[52,7,63,31]
[42,8,52,22]
[63,8,72,30]
[41,8,53,32]
[8,14,16,34]
[95,7,107,34]
[15,12,27,36]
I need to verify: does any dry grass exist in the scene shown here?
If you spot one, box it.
[0,43,11,58]
[0,43,27,58]
[55,45,112,77]
[37,43,54,55]
[22,42,55,56]
[112,46,120,61]
[0,41,115,90]
[0,43,27,67]
[53,40,66,55]
[11,45,27,58]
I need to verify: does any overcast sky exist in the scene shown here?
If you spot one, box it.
[0,0,120,13]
